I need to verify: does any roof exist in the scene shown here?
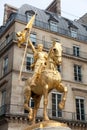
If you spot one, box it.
[78,13,87,26]
[17,4,87,37]
[0,3,87,39]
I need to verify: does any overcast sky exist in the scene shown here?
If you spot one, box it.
[0,0,87,26]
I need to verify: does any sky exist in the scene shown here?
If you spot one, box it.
[0,0,87,26]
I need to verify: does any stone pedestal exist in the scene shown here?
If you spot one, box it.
[35,126,71,130]
[24,120,71,130]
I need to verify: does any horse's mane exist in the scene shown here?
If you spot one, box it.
[48,47,52,58]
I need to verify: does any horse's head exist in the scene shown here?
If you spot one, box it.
[51,41,62,65]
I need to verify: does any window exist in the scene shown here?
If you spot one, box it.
[24,97,34,113]
[30,33,36,45]
[75,97,85,120]
[73,46,79,57]
[68,21,78,38]
[1,90,6,106]
[0,90,6,114]
[57,65,61,72]
[50,21,58,32]
[70,28,77,38]
[6,34,10,44]
[74,65,82,82]
[3,56,8,75]
[82,24,87,31]
[52,93,62,117]
[30,97,34,108]
[26,14,35,25]
[26,54,33,71]
[25,10,35,23]
[26,15,32,22]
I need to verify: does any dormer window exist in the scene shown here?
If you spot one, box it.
[70,28,77,38]
[25,10,35,22]
[50,21,58,32]
[48,14,58,32]
[27,15,32,22]
[82,24,87,31]
[68,21,78,38]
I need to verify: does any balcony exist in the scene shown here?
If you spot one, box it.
[0,32,87,61]
[62,46,87,60]
[0,104,87,123]
[0,13,87,43]
[0,32,16,52]
[16,14,87,42]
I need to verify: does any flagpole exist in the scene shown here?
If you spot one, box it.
[18,36,29,81]
[18,13,36,81]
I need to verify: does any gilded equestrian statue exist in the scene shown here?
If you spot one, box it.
[24,41,67,123]
[16,14,67,124]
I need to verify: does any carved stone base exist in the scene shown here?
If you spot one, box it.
[24,120,71,130]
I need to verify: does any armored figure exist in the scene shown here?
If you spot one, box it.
[29,40,48,87]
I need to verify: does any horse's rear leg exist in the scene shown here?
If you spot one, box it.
[24,86,33,121]
[32,96,42,123]
[43,85,49,121]
[58,83,67,109]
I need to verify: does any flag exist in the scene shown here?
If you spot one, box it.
[25,14,36,30]
[18,13,36,81]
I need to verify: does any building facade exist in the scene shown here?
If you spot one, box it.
[0,1,87,130]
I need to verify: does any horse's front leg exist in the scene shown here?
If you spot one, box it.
[58,83,67,110]
[43,84,49,121]
[24,85,33,121]
[32,96,42,124]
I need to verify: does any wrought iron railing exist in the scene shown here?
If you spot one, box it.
[0,13,87,42]
[0,104,87,122]
[0,32,87,60]
[62,46,87,60]
[0,105,6,115]
[0,32,16,52]
[16,14,87,42]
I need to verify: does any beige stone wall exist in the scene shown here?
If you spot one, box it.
[0,45,13,78]
[0,3,87,130]
[11,72,24,114]
[0,44,13,106]
[0,21,86,129]
[62,57,87,84]
[8,122,29,130]
[15,21,87,54]
[0,122,8,130]
[15,22,26,33]
[13,44,24,71]
[0,24,15,42]
[0,73,12,107]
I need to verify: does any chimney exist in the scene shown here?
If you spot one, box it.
[46,0,61,16]
[3,4,18,24]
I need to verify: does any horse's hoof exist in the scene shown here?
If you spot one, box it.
[28,115,33,121]
[44,117,49,121]
[64,87,68,92]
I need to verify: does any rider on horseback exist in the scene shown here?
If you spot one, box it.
[29,40,48,87]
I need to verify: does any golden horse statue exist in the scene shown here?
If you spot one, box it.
[24,41,67,123]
